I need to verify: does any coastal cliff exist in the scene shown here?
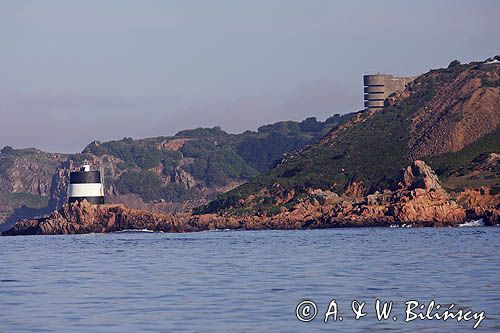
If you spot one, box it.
[3,160,498,236]
[1,58,499,235]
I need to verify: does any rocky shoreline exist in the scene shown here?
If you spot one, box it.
[2,161,498,236]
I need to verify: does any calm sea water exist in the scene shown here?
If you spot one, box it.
[1,228,499,332]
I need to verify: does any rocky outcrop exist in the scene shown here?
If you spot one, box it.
[2,201,196,236]
[158,138,192,151]
[170,167,196,189]
[4,161,495,236]
[456,187,499,225]
[309,160,467,226]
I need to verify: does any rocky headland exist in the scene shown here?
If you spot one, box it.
[1,58,498,236]
[3,160,498,236]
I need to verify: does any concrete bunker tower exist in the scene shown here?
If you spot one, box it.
[363,74,416,111]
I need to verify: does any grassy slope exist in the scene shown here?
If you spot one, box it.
[199,63,498,215]
[425,127,500,193]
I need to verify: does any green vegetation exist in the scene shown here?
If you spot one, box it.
[180,139,258,186]
[115,170,163,202]
[162,183,200,202]
[84,138,182,169]
[482,77,500,88]
[79,114,355,202]
[69,152,95,164]
[0,146,41,156]
[426,127,500,178]
[115,170,199,202]
[198,63,483,215]
[175,126,228,139]
[235,114,354,172]
[0,155,14,177]
[425,127,500,192]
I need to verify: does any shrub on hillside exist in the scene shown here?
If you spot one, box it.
[115,170,163,202]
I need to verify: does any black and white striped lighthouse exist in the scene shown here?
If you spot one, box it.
[68,160,105,204]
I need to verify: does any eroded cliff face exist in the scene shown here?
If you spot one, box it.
[408,62,500,159]
[0,150,65,196]
[0,150,67,229]
[3,161,497,236]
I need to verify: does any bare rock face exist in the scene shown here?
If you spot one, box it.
[389,160,466,224]
[343,181,365,198]
[389,188,465,225]
[280,160,469,227]
[158,138,192,151]
[296,160,467,226]
[0,152,65,197]
[456,186,500,225]
[170,167,196,188]
[402,160,442,191]
[385,89,411,107]
[48,159,72,209]
[408,63,500,159]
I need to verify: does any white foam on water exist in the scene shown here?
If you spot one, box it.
[458,219,485,227]
[115,229,155,233]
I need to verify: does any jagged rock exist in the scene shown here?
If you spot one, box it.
[456,186,499,225]
[2,201,195,236]
[171,167,196,188]
[5,160,493,236]
[402,160,443,191]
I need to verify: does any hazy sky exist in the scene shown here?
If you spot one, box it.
[1,0,499,152]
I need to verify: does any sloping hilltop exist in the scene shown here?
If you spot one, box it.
[198,58,499,224]
[0,114,354,230]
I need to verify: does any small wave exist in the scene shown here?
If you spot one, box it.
[115,229,155,233]
[389,224,413,228]
[459,219,485,227]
